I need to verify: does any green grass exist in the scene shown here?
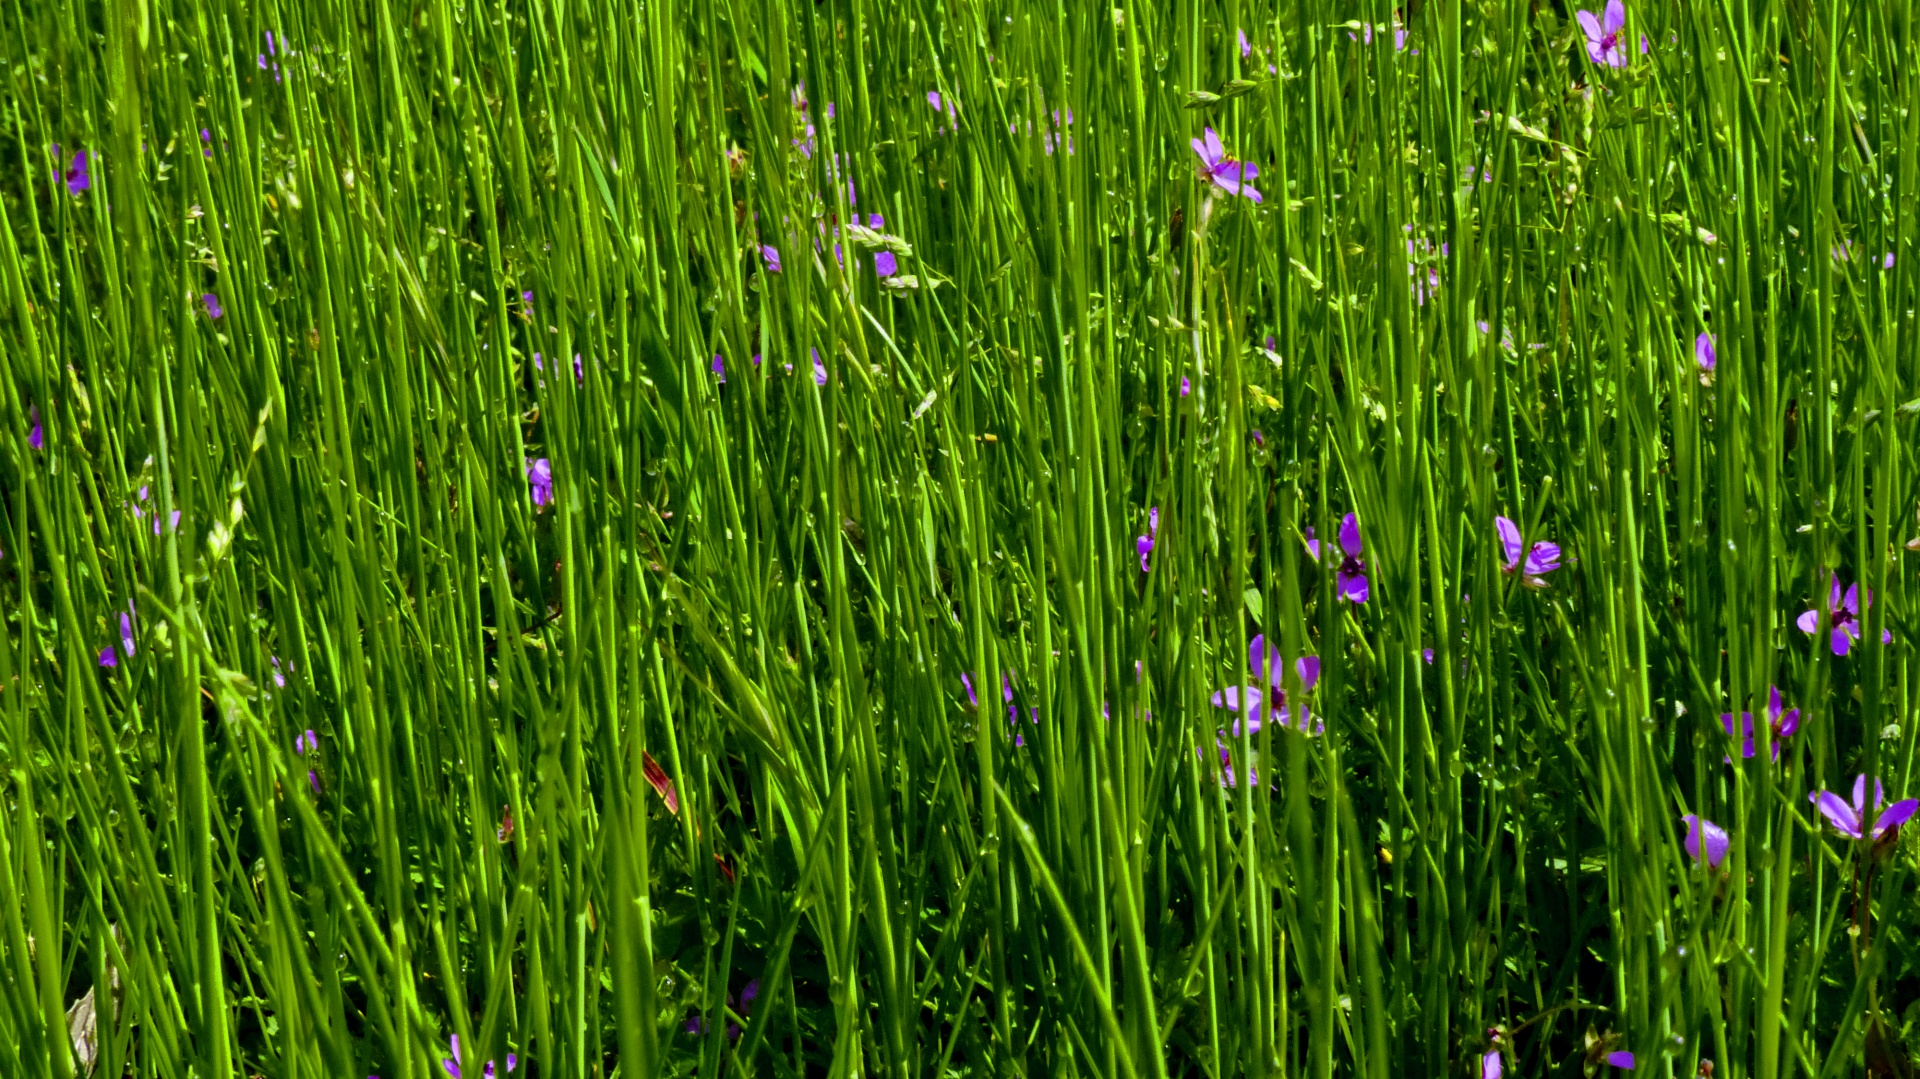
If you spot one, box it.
[3,0,1920,1076]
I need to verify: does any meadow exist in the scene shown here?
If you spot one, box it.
[3,0,1919,1076]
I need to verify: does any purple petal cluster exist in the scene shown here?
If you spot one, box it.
[1136,507,1159,573]
[1809,775,1918,841]
[442,1035,517,1079]
[1307,513,1369,603]
[526,458,554,508]
[1681,813,1729,869]
[1718,686,1800,761]
[1494,515,1561,586]
[1577,1,1631,68]
[1796,575,1890,655]
[1190,128,1261,202]
[1208,634,1323,736]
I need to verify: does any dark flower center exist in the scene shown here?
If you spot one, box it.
[1340,554,1365,578]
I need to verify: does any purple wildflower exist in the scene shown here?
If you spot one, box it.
[294,729,319,755]
[29,406,43,450]
[1494,515,1561,586]
[201,292,225,320]
[1189,127,1262,202]
[442,1035,517,1079]
[1607,1052,1635,1069]
[961,672,978,708]
[1809,775,1919,841]
[119,611,136,659]
[201,128,213,158]
[1576,1,1630,67]
[526,458,553,508]
[1334,512,1369,603]
[1203,740,1258,788]
[1180,376,1191,397]
[1304,526,1321,562]
[98,645,118,668]
[760,244,782,273]
[742,979,759,1007]
[926,91,959,131]
[811,348,827,386]
[1883,252,1896,269]
[1796,575,1890,655]
[1483,1050,1503,1079]
[1211,635,1323,736]
[712,354,726,382]
[271,656,287,688]
[64,149,91,194]
[1694,332,1716,373]
[1136,507,1159,573]
[1681,813,1729,869]
[1719,686,1800,761]
[875,250,899,277]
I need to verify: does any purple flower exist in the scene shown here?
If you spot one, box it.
[1494,515,1561,585]
[1796,575,1890,655]
[1883,252,1896,269]
[1180,377,1191,397]
[1334,513,1369,603]
[1189,128,1262,202]
[200,128,213,158]
[1576,1,1630,67]
[98,645,118,668]
[1203,740,1258,787]
[811,348,827,386]
[961,672,978,708]
[759,244,782,273]
[1809,775,1919,841]
[1044,109,1074,156]
[271,655,287,688]
[1607,1051,1635,1069]
[926,91,959,130]
[119,611,136,659]
[712,354,726,382]
[1482,1050,1503,1079]
[742,979,759,1008]
[29,406,43,450]
[1719,686,1800,761]
[1304,526,1321,562]
[526,458,553,508]
[201,292,225,320]
[295,729,319,755]
[64,149,91,194]
[1211,635,1323,736]
[1682,813,1729,869]
[1694,332,1716,373]
[874,251,899,278]
[442,1035,517,1079]
[1136,507,1159,573]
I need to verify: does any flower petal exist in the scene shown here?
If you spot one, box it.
[1812,790,1863,838]
[1525,541,1562,577]
[1338,570,1370,604]
[1482,1050,1503,1079]
[1606,1051,1635,1070]
[1338,512,1364,557]
[1831,627,1853,656]
[1603,0,1625,33]
[1575,9,1604,42]
[1494,516,1523,570]
[1870,799,1918,838]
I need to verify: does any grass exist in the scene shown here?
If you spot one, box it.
[3,0,1920,1076]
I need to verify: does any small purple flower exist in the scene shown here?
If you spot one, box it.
[119,611,136,659]
[1190,128,1262,202]
[442,1035,517,1079]
[1238,28,1252,58]
[98,645,118,668]
[1304,526,1321,562]
[961,672,978,708]
[1606,1051,1635,1069]
[1211,635,1323,736]
[1796,575,1890,655]
[271,655,287,688]
[1494,515,1561,586]
[201,292,225,320]
[1179,377,1191,397]
[29,406,43,450]
[1482,1049,1503,1079]
[1576,1,1630,68]
[757,243,782,274]
[1883,252,1896,269]
[62,148,91,194]
[294,729,319,755]
[742,979,759,1008]
[1136,507,1159,573]
[1334,513,1369,603]
[1682,813,1729,869]
[926,91,959,131]
[811,348,827,387]
[1719,686,1800,761]
[1695,332,1716,373]
[308,770,321,794]
[1203,740,1258,788]
[526,458,554,508]
[201,128,214,158]
[874,251,899,278]
[1809,775,1919,841]
[712,354,726,382]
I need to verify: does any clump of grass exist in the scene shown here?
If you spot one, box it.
[2,1,1918,1077]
